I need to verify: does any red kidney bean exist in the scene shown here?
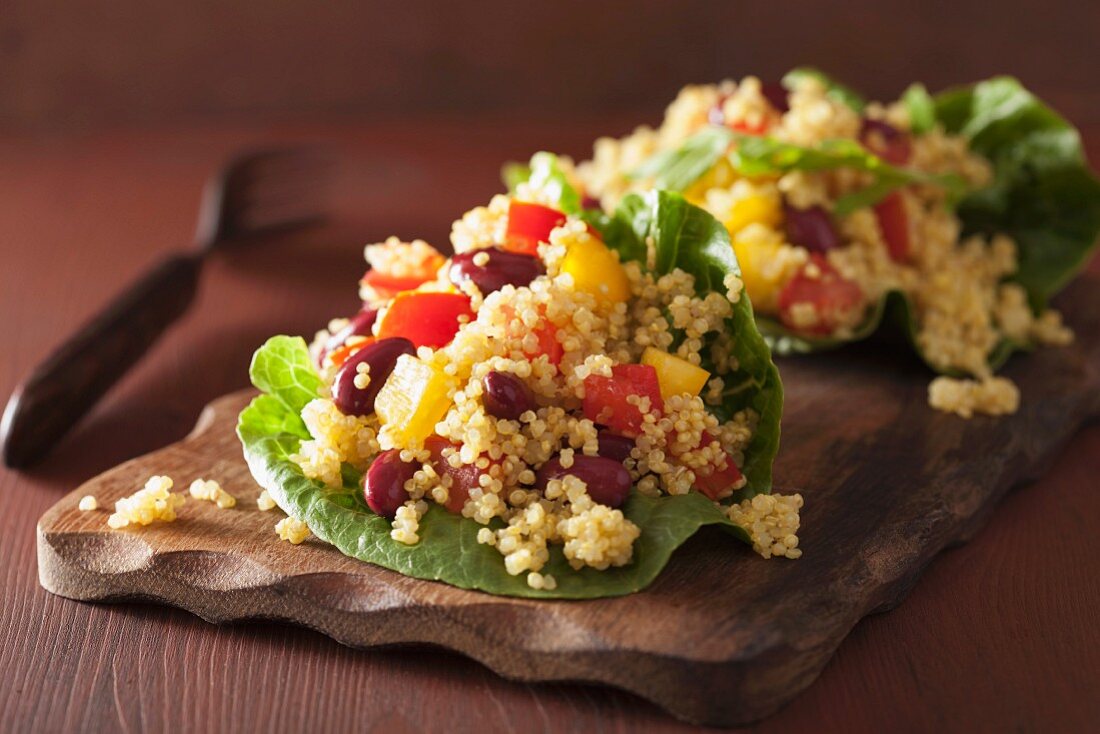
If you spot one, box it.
[783,202,840,253]
[536,455,632,508]
[761,81,790,113]
[363,449,417,519]
[860,118,912,166]
[319,307,378,366]
[481,371,536,421]
[449,247,545,295]
[331,337,415,416]
[596,431,635,463]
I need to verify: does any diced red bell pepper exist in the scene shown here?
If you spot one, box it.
[583,363,664,438]
[690,430,744,501]
[874,191,911,263]
[424,436,497,514]
[504,201,567,256]
[360,270,434,300]
[377,292,474,349]
[777,255,865,335]
[326,337,375,369]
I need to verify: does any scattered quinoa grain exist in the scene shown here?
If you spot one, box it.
[78,495,98,512]
[107,476,185,529]
[256,490,277,511]
[275,517,311,545]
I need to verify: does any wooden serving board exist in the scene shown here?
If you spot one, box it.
[37,278,1100,727]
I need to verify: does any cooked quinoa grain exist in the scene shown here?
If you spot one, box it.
[107,475,185,529]
[188,478,236,508]
[275,517,311,545]
[256,489,277,511]
[78,495,98,511]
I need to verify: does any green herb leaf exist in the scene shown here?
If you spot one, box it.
[238,196,781,599]
[782,67,866,112]
[903,83,935,134]
[631,126,734,192]
[500,151,583,214]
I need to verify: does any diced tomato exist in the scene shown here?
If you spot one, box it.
[325,337,374,369]
[690,430,744,501]
[377,292,474,349]
[360,270,433,300]
[874,191,911,263]
[504,201,567,256]
[531,322,563,366]
[424,436,498,514]
[583,364,664,438]
[499,304,563,366]
[777,255,865,335]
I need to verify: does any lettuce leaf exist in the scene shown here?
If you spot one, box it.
[238,196,782,599]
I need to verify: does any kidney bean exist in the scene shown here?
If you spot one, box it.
[860,118,912,166]
[319,307,378,366]
[331,337,415,416]
[536,455,632,508]
[482,371,536,420]
[596,431,635,463]
[783,202,840,253]
[363,449,417,519]
[761,81,790,113]
[449,247,545,295]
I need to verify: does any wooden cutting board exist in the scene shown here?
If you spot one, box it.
[37,277,1100,727]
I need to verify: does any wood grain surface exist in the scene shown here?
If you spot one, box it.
[2,120,1099,731]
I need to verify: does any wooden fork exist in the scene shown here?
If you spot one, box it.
[0,148,331,468]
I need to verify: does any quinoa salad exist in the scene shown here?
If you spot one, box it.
[237,186,791,598]
[519,70,1100,418]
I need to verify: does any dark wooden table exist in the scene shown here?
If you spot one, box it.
[1,118,1097,732]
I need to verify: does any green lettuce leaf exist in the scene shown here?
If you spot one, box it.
[501,151,582,214]
[238,198,782,599]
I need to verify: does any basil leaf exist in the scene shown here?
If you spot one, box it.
[500,151,582,214]
[782,67,866,112]
[238,195,781,598]
[631,126,734,192]
[903,83,936,134]
[732,135,967,214]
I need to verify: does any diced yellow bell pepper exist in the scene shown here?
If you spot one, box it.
[724,192,782,235]
[641,347,711,400]
[684,158,736,206]
[560,234,631,304]
[375,355,457,446]
[731,227,787,313]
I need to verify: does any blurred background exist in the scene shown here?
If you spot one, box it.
[2,0,1098,131]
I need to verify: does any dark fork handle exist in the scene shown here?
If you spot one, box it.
[1,251,203,468]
